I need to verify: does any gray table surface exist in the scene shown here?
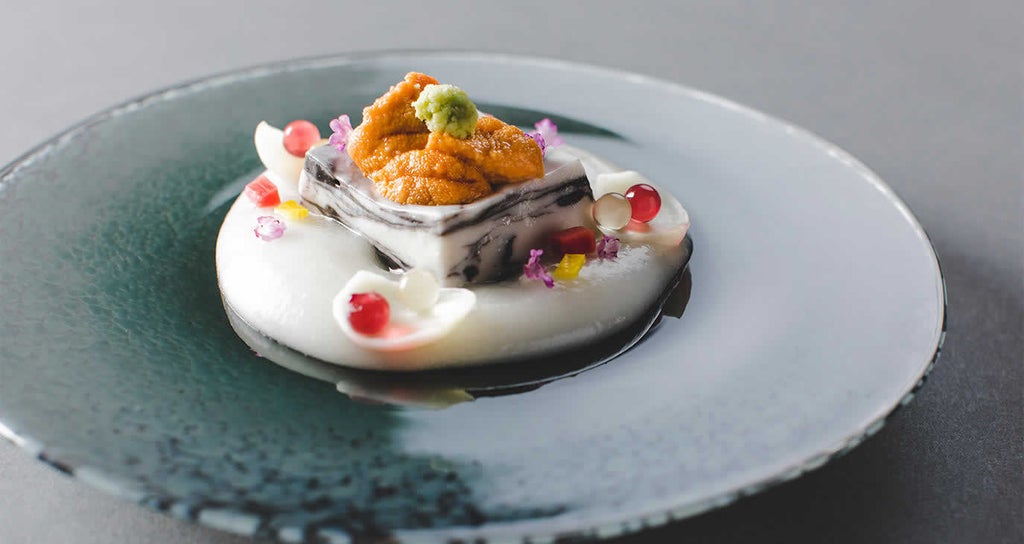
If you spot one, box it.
[1,1,1020,543]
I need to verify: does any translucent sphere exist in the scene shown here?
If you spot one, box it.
[398,269,440,312]
[625,183,662,222]
[347,292,390,335]
[593,193,632,230]
[282,120,321,157]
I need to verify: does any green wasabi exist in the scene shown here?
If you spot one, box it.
[412,84,478,139]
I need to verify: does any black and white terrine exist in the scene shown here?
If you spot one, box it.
[299,145,594,285]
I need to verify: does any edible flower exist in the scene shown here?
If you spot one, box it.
[597,235,620,260]
[254,216,286,241]
[523,248,554,288]
[532,117,565,155]
[527,131,547,154]
[328,114,353,152]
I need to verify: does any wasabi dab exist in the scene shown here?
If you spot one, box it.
[412,84,478,139]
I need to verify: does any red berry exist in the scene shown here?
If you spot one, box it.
[243,175,281,207]
[348,292,390,335]
[549,226,597,257]
[625,183,661,223]
[282,120,321,157]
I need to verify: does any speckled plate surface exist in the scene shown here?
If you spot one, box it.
[0,52,945,543]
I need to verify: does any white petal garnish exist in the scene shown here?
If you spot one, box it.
[254,121,305,184]
[592,170,648,199]
[333,270,476,351]
[593,171,691,247]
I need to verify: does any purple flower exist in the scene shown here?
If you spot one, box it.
[534,118,563,148]
[254,216,286,241]
[526,118,562,157]
[523,248,554,288]
[328,114,353,152]
[527,131,546,154]
[597,235,620,260]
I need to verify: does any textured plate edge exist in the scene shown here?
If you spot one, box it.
[0,50,948,543]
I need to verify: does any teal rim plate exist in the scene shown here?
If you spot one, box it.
[0,52,945,543]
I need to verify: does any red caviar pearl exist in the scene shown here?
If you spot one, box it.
[625,183,661,223]
[348,292,390,335]
[282,120,321,157]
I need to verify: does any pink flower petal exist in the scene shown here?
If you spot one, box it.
[534,118,563,148]
[328,114,353,152]
[523,248,554,288]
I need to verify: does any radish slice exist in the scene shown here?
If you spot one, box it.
[254,121,328,184]
[332,270,476,351]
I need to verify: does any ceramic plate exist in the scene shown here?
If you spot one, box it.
[0,52,945,543]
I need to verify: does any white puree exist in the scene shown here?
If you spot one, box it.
[216,147,689,371]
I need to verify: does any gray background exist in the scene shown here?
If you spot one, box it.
[0,1,1020,542]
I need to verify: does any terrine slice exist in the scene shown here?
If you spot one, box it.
[299,145,594,285]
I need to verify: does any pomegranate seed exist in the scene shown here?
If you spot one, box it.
[348,292,390,335]
[549,226,597,256]
[625,184,661,223]
[282,120,321,157]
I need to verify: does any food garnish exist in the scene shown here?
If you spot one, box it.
[253,216,286,241]
[593,192,632,229]
[348,292,391,335]
[597,235,620,260]
[523,248,555,288]
[282,120,321,157]
[625,183,661,222]
[550,226,597,257]
[244,175,281,207]
[552,254,586,280]
[412,84,479,139]
[275,200,309,220]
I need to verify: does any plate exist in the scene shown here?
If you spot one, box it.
[0,52,945,542]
